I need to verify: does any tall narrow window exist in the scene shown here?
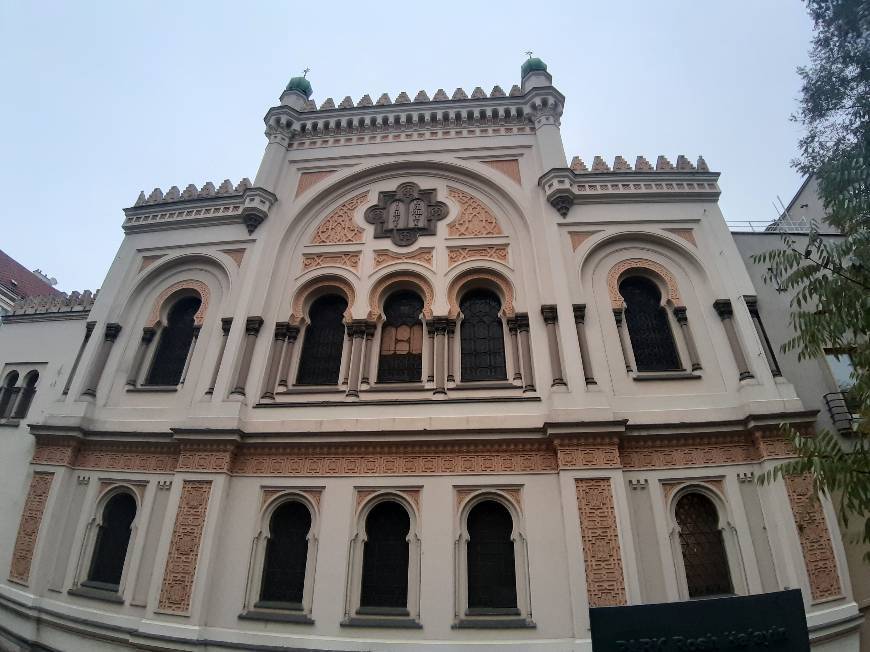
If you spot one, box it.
[460,290,507,381]
[0,371,19,418]
[467,501,517,610]
[86,492,137,591]
[620,276,681,371]
[297,294,347,385]
[145,296,201,386]
[377,291,424,383]
[259,501,312,606]
[360,501,410,609]
[675,492,733,598]
[11,371,38,419]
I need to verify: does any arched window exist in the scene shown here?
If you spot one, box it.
[467,500,517,610]
[259,501,312,606]
[86,492,137,591]
[297,294,347,385]
[460,290,507,382]
[145,296,201,386]
[0,371,19,418]
[620,276,681,371]
[360,501,410,609]
[11,371,38,419]
[675,492,733,598]
[377,291,424,383]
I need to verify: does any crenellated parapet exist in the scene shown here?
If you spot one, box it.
[4,290,97,323]
[122,178,275,234]
[540,155,720,216]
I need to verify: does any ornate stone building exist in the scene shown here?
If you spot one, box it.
[0,60,863,651]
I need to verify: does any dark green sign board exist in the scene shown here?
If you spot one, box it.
[589,589,809,651]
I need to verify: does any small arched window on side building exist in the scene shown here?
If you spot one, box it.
[0,371,19,419]
[459,289,507,382]
[675,492,733,598]
[377,291,424,383]
[619,276,681,372]
[297,294,347,385]
[11,371,38,419]
[145,296,201,386]
[258,501,312,608]
[85,491,137,593]
[466,500,518,611]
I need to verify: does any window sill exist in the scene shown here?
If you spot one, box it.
[452,381,517,390]
[368,382,426,392]
[453,616,535,629]
[68,585,124,604]
[0,418,21,427]
[239,608,314,625]
[280,385,344,394]
[631,371,701,381]
[342,615,422,629]
[127,385,178,393]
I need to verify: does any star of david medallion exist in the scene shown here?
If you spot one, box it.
[364,182,448,247]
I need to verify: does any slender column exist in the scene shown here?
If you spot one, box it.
[261,322,289,400]
[673,307,702,371]
[206,318,233,395]
[63,321,96,395]
[230,317,264,397]
[340,331,352,385]
[507,317,522,382]
[714,300,753,381]
[613,309,633,373]
[433,317,448,395]
[179,325,201,385]
[541,305,566,387]
[80,323,122,398]
[127,326,157,387]
[572,305,596,385]
[360,322,376,386]
[277,325,300,389]
[745,296,781,377]
[345,321,367,398]
[426,322,436,383]
[446,319,457,383]
[515,313,535,392]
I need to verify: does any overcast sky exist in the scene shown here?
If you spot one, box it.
[0,1,813,293]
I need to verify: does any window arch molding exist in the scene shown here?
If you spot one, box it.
[73,484,142,600]
[344,491,421,625]
[289,274,355,326]
[0,371,20,419]
[447,268,516,320]
[146,280,210,328]
[667,483,747,601]
[608,258,683,311]
[244,492,319,618]
[454,490,533,626]
[367,270,434,321]
[11,370,39,419]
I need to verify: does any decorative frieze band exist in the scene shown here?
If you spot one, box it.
[8,472,54,585]
[373,248,434,270]
[575,478,627,607]
[447,245,509,268]
[301,251,361,274]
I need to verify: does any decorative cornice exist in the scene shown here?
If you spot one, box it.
[3,290,96,324]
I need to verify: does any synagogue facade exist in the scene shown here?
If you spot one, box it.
[0,60,863,651]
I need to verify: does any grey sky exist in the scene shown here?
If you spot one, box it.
[0,1,813,293]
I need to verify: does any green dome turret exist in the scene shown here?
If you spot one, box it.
[521,56,547,78]
[285,76,313,98]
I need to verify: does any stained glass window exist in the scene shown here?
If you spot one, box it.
[297,295,347,385]
[377,291,424,383]
[360,501,410,609]
[620,276,681,371]
[260,501,311,606]
[87,492,136,590]
[675,492,733,598]
[467,500,517,609]
[460,290,507,382]
[145,296,201,386]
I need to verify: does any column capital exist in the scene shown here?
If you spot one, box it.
[572,304,586,324]
[612,308,624,325]
[141,326,157,343]
[541,304,559,324]
[286,324,301,342]
[672,306,688,324]
[220,317,233,335]
[245,316,264,335]
[84,321,97,338]
[432,316,449,334]
[104,323,122,342]
[274,321,290,340]
[713,299,733,319]
[515,313,530,332]
[743,295,760,317]
[347,319,368,338]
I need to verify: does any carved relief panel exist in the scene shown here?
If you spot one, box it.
[364,182,448,246]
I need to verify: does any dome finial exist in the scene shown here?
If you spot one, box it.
[302,67,310,78]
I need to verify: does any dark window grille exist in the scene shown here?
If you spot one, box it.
[260,501,312,605]
[297,295,348,385]
[11,372,38,419]
[145,296,201,386]
[620,276,681,371]
[377,291,424,383]
[0,371,19,418]
[460,290,507,381]
[675,492,733,598]
[360,501,410,609]
[87,492,137,590]
[467,500,517,609]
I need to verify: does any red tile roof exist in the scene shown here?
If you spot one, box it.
[0,249,64,300]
